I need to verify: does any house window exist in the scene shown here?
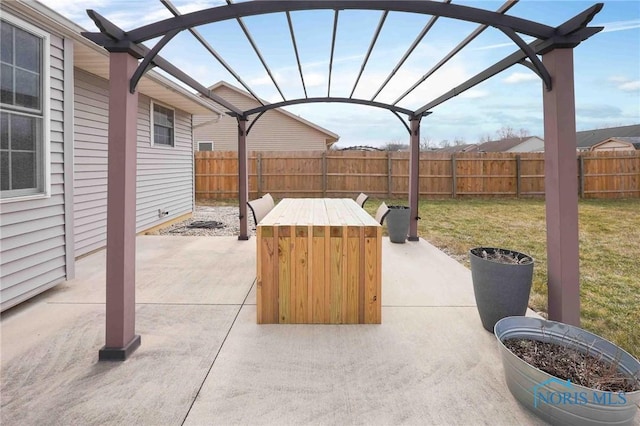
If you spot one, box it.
[0,16,49,200]
[198,141,213,151]
[151,101,174,147]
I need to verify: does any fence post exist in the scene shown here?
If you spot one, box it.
[515,154,521,198]
[257,152,262,197]
[451,154,457,198]
[322,151,327,198]
[387,151,393,198]
[578,153,585,199]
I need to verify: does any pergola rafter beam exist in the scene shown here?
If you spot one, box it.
[286,12,308,98]
[225,0,286,102]
[87,9,126,41]
[145,51,245,116]
[393,0,516,105]
[556,3,604,36]
[160,0,264,106]
[82,13,245,117]
[413,26,603,116]
[328,10,339,97]
[371,0,452,102]
[349,10,388,98]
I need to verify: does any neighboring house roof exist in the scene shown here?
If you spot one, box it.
[576,124,640,149]
[338,145,384,151]
[6,0,222,117]
[209,81,340,146]
[436,143,479,153]
[474,137,534,152]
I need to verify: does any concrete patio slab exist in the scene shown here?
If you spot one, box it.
[382,239,476,307]
[1,303,239,425]
[184,304,545,425]
[3,235,629,425]
[44,237,256,305]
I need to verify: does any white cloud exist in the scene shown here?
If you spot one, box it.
[473,42,513,51]
[473,38,535,51]
[600,19,640,33]
[608,76,640,92]
[40,0,224,31]
[619,81,640,92]
[174,1,225,15]
[608,75,628,83]
[249,73,288,87]
[503,72,538,84]
[304,73,326,88]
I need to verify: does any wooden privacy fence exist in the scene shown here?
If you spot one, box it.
[195,150,640,200]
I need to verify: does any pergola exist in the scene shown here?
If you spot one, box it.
[81,0,604,360]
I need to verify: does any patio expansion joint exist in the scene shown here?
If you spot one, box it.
[179,278,255,425]
[383,305,477,308]
[44,302,247,306]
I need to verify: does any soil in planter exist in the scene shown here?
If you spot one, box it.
[504,338,640,392]
[473,248,532,265]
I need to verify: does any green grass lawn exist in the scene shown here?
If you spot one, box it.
[365,198,640,359]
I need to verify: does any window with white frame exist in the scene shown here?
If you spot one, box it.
[151,101,174,147]
[198,141,213,151]
[0,15,50,200]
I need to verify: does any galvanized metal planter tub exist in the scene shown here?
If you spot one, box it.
[495,316,640,426]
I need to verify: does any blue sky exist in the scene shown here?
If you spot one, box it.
[43,0,640,147]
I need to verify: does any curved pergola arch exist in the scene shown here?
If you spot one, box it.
[83,1,604,117]
[82,0,605,360]
[243,98,432,136]
[102,1,559,44]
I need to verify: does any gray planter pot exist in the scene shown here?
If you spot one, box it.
[386,206,410,243]
[469,247,533,332]
[495,316,640,426]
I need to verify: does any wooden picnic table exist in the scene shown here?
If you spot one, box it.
[256,198,382,324]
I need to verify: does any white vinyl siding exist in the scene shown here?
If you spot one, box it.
[73,70,194,257]
[73,69,108,256]
[193,85,332,151]
[137,95,193,231]
[0,14,67,311]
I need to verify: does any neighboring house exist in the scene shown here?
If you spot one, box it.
[193,81,339,151]
[576,124,640,151]
[471,136,544,153]
[0,0,221,311]
[590,137,640,151]
[436,143,479,153]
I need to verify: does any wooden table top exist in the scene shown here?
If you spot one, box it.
[259,198,380,227]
